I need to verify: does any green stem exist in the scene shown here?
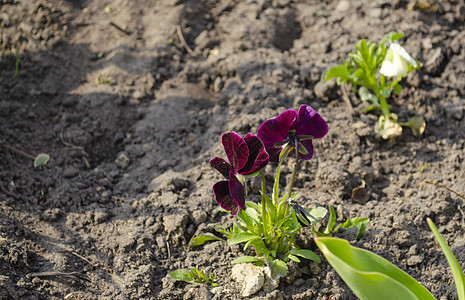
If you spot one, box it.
[379,95,390,116]
[288,150,300,202]
[260,169,268,238]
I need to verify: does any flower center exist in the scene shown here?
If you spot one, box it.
[287,131,299,148]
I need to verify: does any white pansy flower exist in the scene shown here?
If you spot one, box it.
[380,43,418,77]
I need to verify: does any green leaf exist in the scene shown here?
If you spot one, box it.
[309,206,328,221]
[170,269,195,282]
[363,105,380,113]
[232,256,263,264]
[314,237,435,300]
[245,201,261,211]
[324,205,337,234]
[335,217,370,240]
[261,193,277,221]
[267,258,288,279]
[228,232,260,245]
[245,207,260,223]
[380,31,404,45]
[380,87,391,98]
[428,218,465,300]
[189,233,225,247]
[393,83,402,96]
[288,249,321,263]
[273,164,282,204]
[288,254,300,263]
[325,64,351,81]
[358,87,380,107]
[238,209,253,228]
[34,153,50,168]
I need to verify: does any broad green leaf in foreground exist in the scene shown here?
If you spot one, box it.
[427,218,465,300]
[314,237,435,300]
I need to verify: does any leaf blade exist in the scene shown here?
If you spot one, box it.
[314,237,435,300]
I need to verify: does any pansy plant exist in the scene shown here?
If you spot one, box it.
[325,31,424,140]
[210,132,269,215]
[189,105,368,280]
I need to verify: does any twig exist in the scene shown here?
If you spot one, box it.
[29,271,90,282]
[341,85,354,113]
[110,22,132,36]
[69,251,98,268]
[176,25,194,55]
[59,131,85,152]
[0,140,35,160]
[417,180,465,200]
[82,156,91,169]
[60,131,90,168]
[166,240,171,260]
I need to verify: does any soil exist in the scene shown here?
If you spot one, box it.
[1,0,464,299]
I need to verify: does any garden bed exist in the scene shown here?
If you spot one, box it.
[0,0,464,299]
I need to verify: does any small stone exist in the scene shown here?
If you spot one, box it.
[213,77,223,93]
[406,255,423,266]
[309,261,321,275]
[94,210,110,224]
[191,210,207,226]
[231,263,265,297]
[115,152,130,168]
[352,121,372,138]
[63,167,78,178]
[132,90,145,100]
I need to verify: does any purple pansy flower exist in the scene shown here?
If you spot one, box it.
[257,105,328,162]
[210,132,269,215]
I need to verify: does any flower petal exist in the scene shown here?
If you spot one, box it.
[212,180,240,215]
[238,133,269,175]
[229,172,245,213]
[390,43,417,68]
[266,147,282,163]
[222,132,249,172]
[298,139,314,160]
[210,157,232,179]
[257,109,297,147]
[293,105,329,139]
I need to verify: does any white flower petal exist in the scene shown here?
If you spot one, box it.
[389,43,418,68]
[380,50,409,77]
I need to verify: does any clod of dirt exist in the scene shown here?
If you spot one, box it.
[163,213,188,234]
[231,263,265,297]
[148,170,192,193]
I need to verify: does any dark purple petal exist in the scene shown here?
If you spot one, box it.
[257,109,297,147]
[266,147,282,163]
[238,133,269,175]
[210,157,232,179]
[292,105,329,139]
[222,132,249,173]
[298,139,314,160]
[228,172,245,213]
[212,181,240,215]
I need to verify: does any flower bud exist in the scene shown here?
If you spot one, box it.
[379,114,402,139]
